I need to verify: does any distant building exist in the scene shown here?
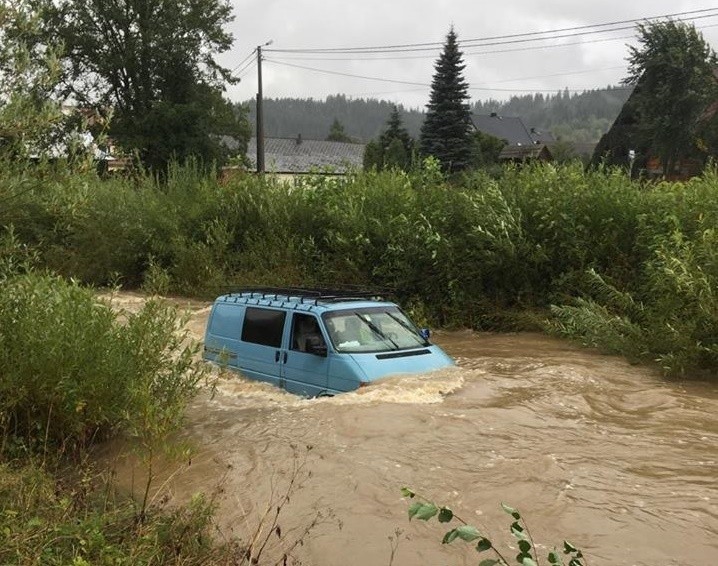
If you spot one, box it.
[591,71,717,179]
[234,135,364,180]
[472,113,554,162]
[499,144,553,162]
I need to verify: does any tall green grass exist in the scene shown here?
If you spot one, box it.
[2,159,717,376]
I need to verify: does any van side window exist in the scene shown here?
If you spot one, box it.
[241,307,286,347]
[291,313,325,352]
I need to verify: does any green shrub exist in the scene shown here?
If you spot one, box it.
[0,273,205,455]
[0,462,233,565]
[3,160,718,375]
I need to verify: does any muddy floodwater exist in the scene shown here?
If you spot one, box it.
[105,294,718,565]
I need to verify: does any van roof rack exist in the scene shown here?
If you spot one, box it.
[225,286,393,306]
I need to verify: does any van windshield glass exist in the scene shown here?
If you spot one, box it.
[323,307,429,353]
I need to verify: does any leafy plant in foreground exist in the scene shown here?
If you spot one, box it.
[401,488,586,566]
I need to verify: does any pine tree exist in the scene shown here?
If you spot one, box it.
[380,106,413,152]
[420,28,473,173]
[363,105,415,170]
[379,105,414,169]
[326,117,353,142]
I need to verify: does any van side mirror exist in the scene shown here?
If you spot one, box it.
[306,335,328,357]
[419,328,431,341]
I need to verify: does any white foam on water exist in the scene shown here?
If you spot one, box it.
[318,367,465,406]
[211,366,466,408]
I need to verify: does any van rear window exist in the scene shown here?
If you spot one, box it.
[241,307,286,347]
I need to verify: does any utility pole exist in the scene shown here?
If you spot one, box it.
[256,40,272,174]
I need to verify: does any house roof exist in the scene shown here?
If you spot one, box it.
[499,144,553,161]
[472,114,554,145]
[245,136,365,174]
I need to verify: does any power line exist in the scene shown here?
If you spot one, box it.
[263,34,640,61]
[486,66,627,85]
[264,58,633,94]
[231,49,256,72]
[265,7,718,54]
[263,58,430,87]
[262,18,718,61]
[235,59,257,79]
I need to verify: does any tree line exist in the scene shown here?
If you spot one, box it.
[239,88,631,145]
[2,3,716,177]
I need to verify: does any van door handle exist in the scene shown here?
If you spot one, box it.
[275,351,280,363]
[283,352,288,364]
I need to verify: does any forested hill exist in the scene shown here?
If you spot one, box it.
[240,95,424,142]
[239,87,631,144]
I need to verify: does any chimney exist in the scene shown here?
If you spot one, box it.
[296,133,302,145]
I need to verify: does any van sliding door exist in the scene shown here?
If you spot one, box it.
[238,307,286,386]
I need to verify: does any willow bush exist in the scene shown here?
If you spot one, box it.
[0,272,205,456]
[2,159,717,376]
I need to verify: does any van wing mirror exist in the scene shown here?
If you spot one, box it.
[419,328,431,341]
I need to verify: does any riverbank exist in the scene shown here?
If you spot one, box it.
[2,161,717,377]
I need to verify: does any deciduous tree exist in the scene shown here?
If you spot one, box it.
[39,0,249,171]
[624,20,717,175]
[0,1,63,159]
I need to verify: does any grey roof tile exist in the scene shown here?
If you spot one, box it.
[246,136,365,173]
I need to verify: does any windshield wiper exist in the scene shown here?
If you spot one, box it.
[384,311,429,346]
[354,312,399,350]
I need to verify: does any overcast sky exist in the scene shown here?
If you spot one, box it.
[220,1,718,110]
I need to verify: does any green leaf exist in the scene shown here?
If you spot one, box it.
[438,507,453,523]
[408,502,423,520]
[511,521,528,540]
[476,538,492,552]
[442,528,459,544]
[479,560,500,566]
[548,550,563,565]
[563,541,578,554]
[518,540,532,553]
[522,558,538,566]
[455,525,481,541]
[501,502,519,517]
[400,487,415,498]
[414,503,439,521]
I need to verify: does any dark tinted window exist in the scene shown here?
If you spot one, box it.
[241,307,286,347]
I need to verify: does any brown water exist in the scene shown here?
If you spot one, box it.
[104,294,718,565]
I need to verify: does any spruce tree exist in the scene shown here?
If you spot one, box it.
[420,28,472,173]
[379,105,414,169]
[326,117,353,142]
[380,106,413,152]
[363,105,415,170]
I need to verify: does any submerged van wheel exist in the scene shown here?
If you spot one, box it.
[316,390,334,398]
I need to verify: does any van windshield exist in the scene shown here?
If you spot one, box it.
[322,307,429,353]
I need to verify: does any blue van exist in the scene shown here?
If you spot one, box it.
[203,289,455,396]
